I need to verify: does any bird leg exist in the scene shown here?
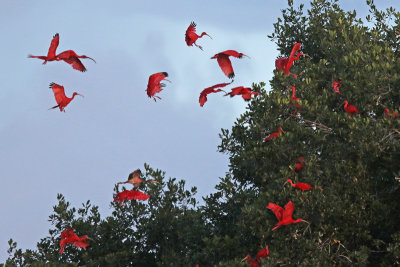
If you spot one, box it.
[194,43,203,51]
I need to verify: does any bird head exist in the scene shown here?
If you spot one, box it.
[82,55,96,63]
[239,53,250,59]
[284,179,293,186]
[73,92,84,98]
[278,127,284,133]
[344,100,348,105]
[200,32,213,39]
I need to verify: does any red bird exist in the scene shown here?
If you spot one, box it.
[59,228,90,254]
[264,127,284,142]
[285,179,312,192]
[113,190,150,206]
[146,72,170,101]
[199,81,232,107]
[385,108,399,118]
[332,80,343,95]
[224,86,259,101]
[256,245,270,261]
[285,43,303,78]
[117,169,159,187]
[29,33,95,72]
[242,255,259,267]
[211,50,249,79]
[344,100,359,118]
[275,57,289,72]
[185,21,212,51]
[267,201,307,231]
[294,156,305,173]
[48,83,83,112]
[291,86,300,102]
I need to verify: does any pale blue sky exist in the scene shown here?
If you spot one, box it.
[0,0,397,262]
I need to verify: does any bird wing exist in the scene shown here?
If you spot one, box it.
[47,33,59,59]
[199,93,208,107]
[50,83,67,105]
[216,55,234,78]
[61,228,75,239]
[275,57,288,71]
[128,169,141,181]
[185,22,197,45]
[204,81,233,92]
[127,190,150,201]
[267,203,284,221]
[282,201,295,220]
[221,50,241,58]
[62,57,87,72]
[285,43,302,75]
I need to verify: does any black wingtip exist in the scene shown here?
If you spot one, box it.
[191,21,196,27]
[228,73,235,79]
[49,82,55,88]
[54,33,59,37]
[163,72,168,77]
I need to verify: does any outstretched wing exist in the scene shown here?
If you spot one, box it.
[267,202,284,221]
[49,82,66,105]
[216,55,234,79]
[47,33,59,59]
[128,169,141,181]
[61,228,75,239]
[62,57,87,72]
[185,21,197,45]
[127,190,150,201]
[282,201,295,220]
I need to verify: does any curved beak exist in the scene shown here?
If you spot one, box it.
[243,54,251,59]
[241,256,248,262]
[87,57,96,63]
[77,93,84,98]
[206,34,213,39]
[164,79,172,83]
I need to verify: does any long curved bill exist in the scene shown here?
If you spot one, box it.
[164,79,172,83]
[77,93,84,98]
[243,54,251,59]
[87,57,96,63]
[206,33,213,39]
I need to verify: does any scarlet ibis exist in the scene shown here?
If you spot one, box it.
[344,100,359,118]
[199,81,232,107]
[264,127,283,142]
[294,156,305,173]
[28,33,95,72]
[146,72,170,101]
[275,57,289,72]
[48,83,83,112]
[256,245,270,261]
[185,21,212,51]
[117,169,159,187]
[332,80,342,95]
[285,179,312,192]
[290,86,300,102]
[385,108,399,118]
[290,86,302,111]
[284,43,303,78]
[241,255,259,267]
[211,50,249,79]
[267,201,307,230]
[224,86,259,101]
[113,190,150,206]
[28,33,59,64]
[59,228,90,254]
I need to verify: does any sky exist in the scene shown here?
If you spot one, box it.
[0,0,398,262]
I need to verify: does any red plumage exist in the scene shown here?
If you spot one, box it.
[264,127,283,142]
[224,86,259,101]
[286,179,312,192]
[267,201,306,231]
[113,190,150,206]
[211,50,249,79]
[59,228,89,254]
[275,43,303,78]
[385,108,399,118]
[146,72,170,101]
[48,82,83,112]
[199,81,232,107]
[185,21,212,51]
[256,245,270,261]
[332,80,343,95]
[344,100,359,117]
[275,57,288,71]
[294,156,305,173]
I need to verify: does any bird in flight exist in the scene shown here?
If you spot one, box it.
[185,21,212,51]
[59,228,90,254]
[267,201,308,231]
[48,82,83,112]
[146,72,170,101]
[117,169,159,187]
[28,33,96,72]
[113,190,150,206]
[199,81,232,107]
[224,86,259,101]
[285,179,312,192]
[344,100,359,118]
[264,127,284,142]
[211,50,249,79]
[275,43,304,78]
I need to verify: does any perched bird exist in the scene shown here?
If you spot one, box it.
[264,127,284,142]
[59,228,90,254]
[224,86,259,101]
[241,255,259,267]
[211,50,249,79]
[146,72,170,101]
[385,108,399,118]
[285,179,312,192]
[267,201,307,231]
[199,81,232,107]
[48,82,83,112]
[28,33,95,72]
[117,169,159,187]
[256,245,270,261]
[332,80,343,95]
[344,100,359,118]
[185,21,212,51]
[294,156,305,173]
[291,86,300,102]
[113,190,150,206]
[275,43,303,78]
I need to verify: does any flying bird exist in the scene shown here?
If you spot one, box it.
[199,81,232,107]
[185,21,212,51]
[211,50,249,79]
[267,201,307,231]
[224,86,259,101]
[264,127,284,142]
[385,108,399,118]
[117,169,159,187]
[48,82,83,112]
[113,190,150,206]
[285,179,312,192]
[332,80,343,95]
[275,57,289,72]
[294,156,305,173]
[59,228,90,254]
[28,33,95,72]
[344,100,359,118]
[275,43,303,78]
[146,72,170,101]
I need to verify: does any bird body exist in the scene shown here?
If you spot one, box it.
[48,83,83,112]
[264,127,283,142]
[59,228,89,254]
[199,81,232,107]
[28,33,59,64]
[185,21,212,50]
[256,245,270,261]
[344,100,359,117]
[267,201,306,230]
[211,50,249,79]
[385,108,399,118]
[224,86,259,101]
[113,190,150,206]
[275,43,303,78]
[275,57,289,72]
[117,169,159,187]
[285,179,312,192]
[146,72,170,101]
[332,80,343,95]
[294,156,305,173]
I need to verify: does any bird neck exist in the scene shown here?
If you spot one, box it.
[287,179,294,186]
[294,219,304,223]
